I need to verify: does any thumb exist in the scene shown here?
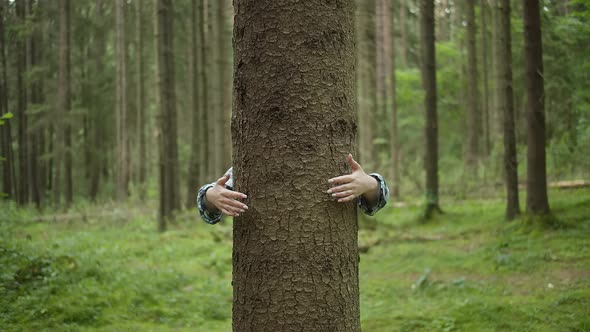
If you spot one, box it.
[347,153,361,171]
[216,173,230,186]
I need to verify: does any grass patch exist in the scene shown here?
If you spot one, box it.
[1,188,589,331]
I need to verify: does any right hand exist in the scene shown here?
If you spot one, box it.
[205,174,248,217]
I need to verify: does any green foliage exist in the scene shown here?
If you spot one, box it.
[1,189,589,331]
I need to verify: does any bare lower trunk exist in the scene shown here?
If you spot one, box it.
[496,0,520,220]
[524,0,550,215]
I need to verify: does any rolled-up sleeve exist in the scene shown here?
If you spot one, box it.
[197,183,223,224]
[358,173,390,216]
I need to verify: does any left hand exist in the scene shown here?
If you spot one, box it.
[327,154,379,203]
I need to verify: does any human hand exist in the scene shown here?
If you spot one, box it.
[327,154,379,203]
[205,174,248,217]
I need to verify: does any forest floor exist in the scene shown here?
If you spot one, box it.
[1,188,589,331]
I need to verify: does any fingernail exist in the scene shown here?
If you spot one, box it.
[327,189,332,194]
[332,193,337,197]
[328,179,334,184]
[236,214,240,217]
[243,206,248,210]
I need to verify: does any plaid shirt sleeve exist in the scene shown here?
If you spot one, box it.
[357,173,390,216]
[197,183,223,224]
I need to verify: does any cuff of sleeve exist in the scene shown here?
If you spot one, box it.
[197,183,223,224]
[358,173,389,216]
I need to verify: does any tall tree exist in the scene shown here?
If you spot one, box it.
[186,0,201,209]
[360,0,377,171]
[63,0,72,207]
[88,0,106,201]
[0,0,15,199]
[155,0,180,229]
[116,0,129,200]
[421,0,441,217]
[481,0,491,158]
[16,0,28,205]
[232,1,359,330]
[26,0,41,208]
[524,0,550,215]
[136,0,147,200]
[465,0,481,170]
[218,0,231,170]
[55,0,71,208]
[399,0,408,67]
[197,0,209,185]
[389,0,401,198]
[495,0,520,220]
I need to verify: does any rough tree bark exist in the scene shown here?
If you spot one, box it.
[524,0,550,215]
[232,1,359,330]
[421,0,441,218]
[155,0,179,229]
[495,0,520,220]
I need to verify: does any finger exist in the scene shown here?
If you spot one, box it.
[216,173,231,186]
[328,174,353,185]
[337,195,357,203]
[220,207,237,217]
[220,198,247,212]
[332,190,354,198]
[328,183,353,194]
[347,153,362,171]
[222,189,248,200]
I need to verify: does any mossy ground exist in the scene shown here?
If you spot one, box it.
[1,188,589,331]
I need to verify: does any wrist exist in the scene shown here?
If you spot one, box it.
[364,173,379,194]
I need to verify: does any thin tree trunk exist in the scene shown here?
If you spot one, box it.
[218,0,231,170]
[481,0,491,158]
[116,0,129,201]
[495,0,520,220]
[421,0,441,218]
[465,0,481,171]
[136,0,147,201]
[89,0,106,201]
[232,1,359,329]
[155,0,179,229]
[0,0,15,199]
[198,0,209,185]
[389,0,401,198]
[186,0,201,209]
[524,0,550,215]
[399,0,408,67]
[27,0,41,208]
[55,0,71,208]
[361,0,377,171]
[16,0,28,205]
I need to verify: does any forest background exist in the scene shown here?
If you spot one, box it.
[0,0,589,331]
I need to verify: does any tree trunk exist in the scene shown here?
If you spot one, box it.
[116,0,129,201]
[389,0,401,198]
[198,0,209,185]
[27,0,41,208]
[465,0,480,170]
[186,0,201,209]
[232,1,359,330]
[55,0,71,208]
[218,0,231,170]
[155,0,179,229]
[0,0,15,200]
[421,0,440,218]
[88,0,106,201]
[399,0,408,67]
[524,0,550,215]
[360,0,377,172]
[495,0,520,220]
[16,0,28,205]
[481,0,491,158]
[136,0,147,201]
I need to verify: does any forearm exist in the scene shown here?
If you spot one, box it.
[360,174,380,206]
[358,173,389,216]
